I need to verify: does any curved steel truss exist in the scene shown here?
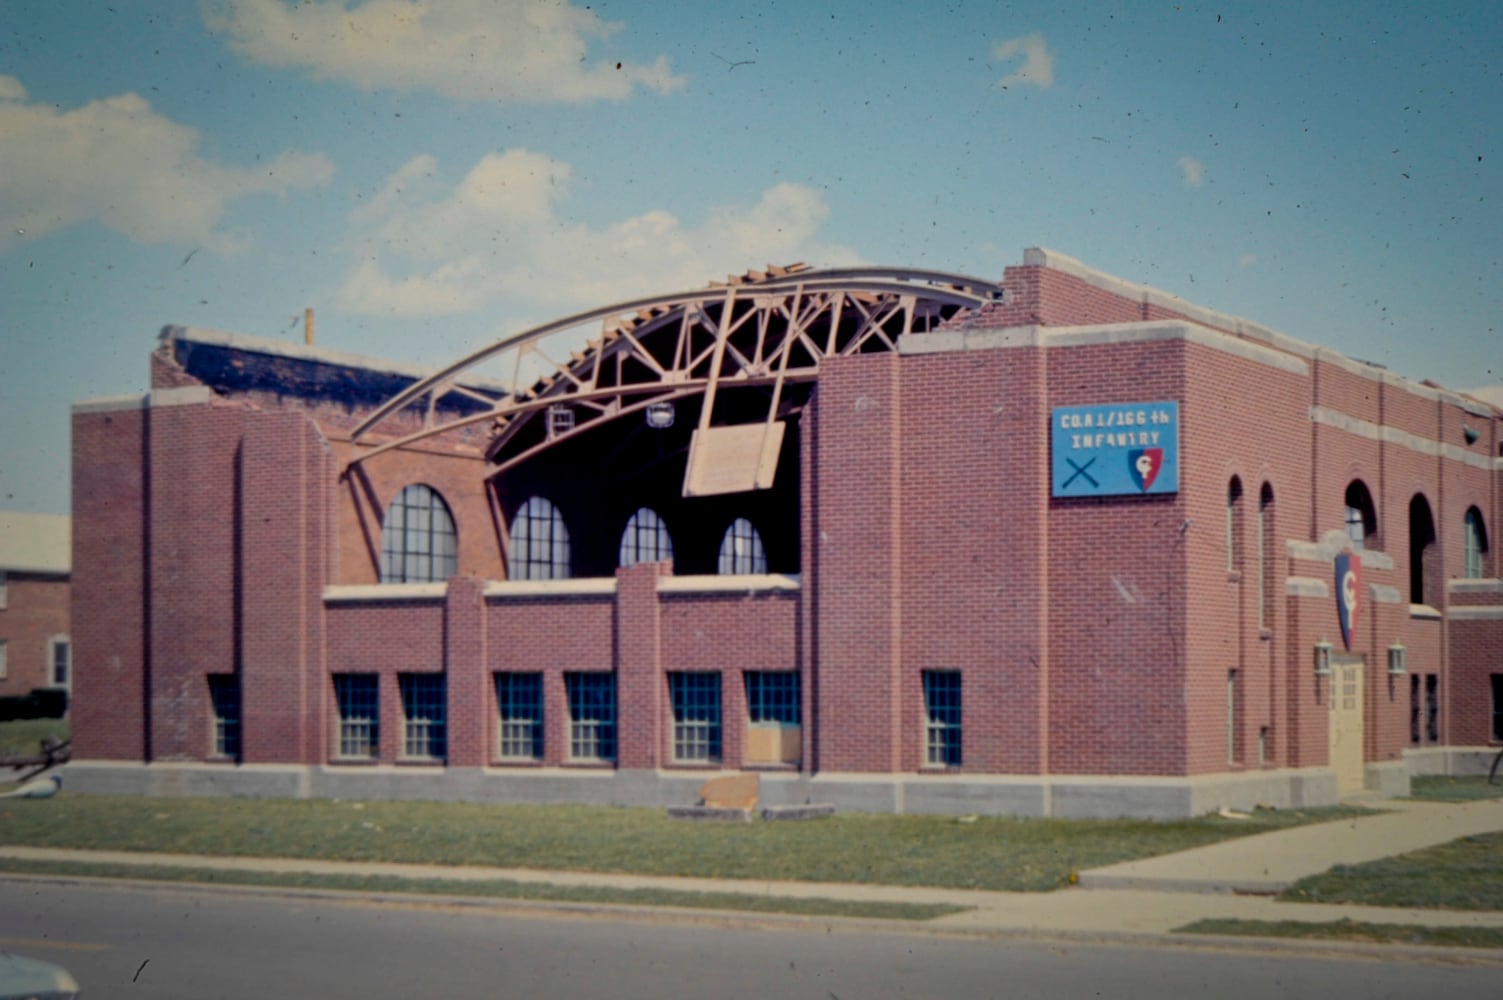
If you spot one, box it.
[347,265,1005,486]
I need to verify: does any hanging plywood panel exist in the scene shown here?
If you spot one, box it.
[682,422,786,496]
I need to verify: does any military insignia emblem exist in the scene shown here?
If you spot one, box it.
[1335,552,1361,650]
[1127,448,1163,492]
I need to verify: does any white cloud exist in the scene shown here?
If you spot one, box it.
[993,34,1053,89]
[1177,156,1205,188]
[338,149,862,317]
[1238,253,1258,269]
[206,0,685,103]
[0,75,332,252]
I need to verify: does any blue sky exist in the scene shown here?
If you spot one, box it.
[3,0,1500,515]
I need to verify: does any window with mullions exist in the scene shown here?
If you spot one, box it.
[399,674,446,760]
[495,673,543,761]
[208,674,241,759]
[48,636,70,689]
[1465,507,1489,579]
[923,671,962,767]
[619,507,674,568]
[380,484,457,583]
[334,674,379,759]
[746,672,800,725]
[510,496,571,580]
[565,673,616,762]
[717,518,767,575]
[669,672,722,763]
[1344,481,1377,550]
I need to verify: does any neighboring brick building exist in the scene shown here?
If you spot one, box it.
[0,512,71,699]
[66,249,1502,817]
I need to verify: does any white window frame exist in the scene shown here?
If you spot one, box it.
[399,673,447,761]
[922,670,962,767]
[565,672,616,763]
[47,634,71,690]
[333,674,379,760]
[495,672,544,761]
[669,672,722,764]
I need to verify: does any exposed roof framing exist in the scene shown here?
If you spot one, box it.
[346,265,1005,471]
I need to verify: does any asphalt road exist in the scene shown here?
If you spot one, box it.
[3,878,1501,999]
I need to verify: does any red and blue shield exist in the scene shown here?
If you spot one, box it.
[1335,552,1361,650]
[1128,448,1163,492]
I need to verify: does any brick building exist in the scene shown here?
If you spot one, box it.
[0,512,71,700]
[66,249,1502,817]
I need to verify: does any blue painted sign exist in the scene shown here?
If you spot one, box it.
[1335,551,1361,650]
[1051,402,1179,497]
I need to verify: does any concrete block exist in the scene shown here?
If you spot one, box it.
[666,806,752,822]
[760,804,835,821]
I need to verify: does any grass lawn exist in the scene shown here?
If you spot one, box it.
[1177,917,1503,950]
[0,795,1371,892]
[1407,775,1503,803]
[0,718,68,759]
[1280,832,1503,911]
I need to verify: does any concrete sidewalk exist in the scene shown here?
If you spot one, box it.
[1077,797,1503,894]
[3,797,1502,947]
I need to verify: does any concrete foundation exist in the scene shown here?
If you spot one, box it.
[61,761,1361,819]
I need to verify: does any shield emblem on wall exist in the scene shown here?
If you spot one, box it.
[1335,552,1361,650]
[1127,448,1163,492]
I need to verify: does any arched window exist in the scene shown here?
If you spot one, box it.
[510,496,570,580]
[1226,476,1243,572]
[1344,481,1377,550]
[1258,484,1275,630]
[619,508,674,568]
[1464,507,1490,579]
[717,518,767,575]
[380,484,457,583]
[1408,494,1437,604]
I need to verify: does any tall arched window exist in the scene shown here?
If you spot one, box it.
[1226,476,1243,572]
[1408,494,1437,604]
[1344,481,1378,550]
[619,507,674,568]
[1464,507,1490,579]
[1258,483,1275,630]
[509,496,570,580]
[380,484,457,583]
[717,518,767,575]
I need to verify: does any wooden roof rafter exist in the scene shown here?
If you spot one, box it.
[344,266,1004,470]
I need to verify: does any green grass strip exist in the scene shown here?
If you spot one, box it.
[1177,917,1503,950]
[0,857,965,922]
[1406,776,1503,803]
[0,795,1375,892]
[1281,833,1503,911]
